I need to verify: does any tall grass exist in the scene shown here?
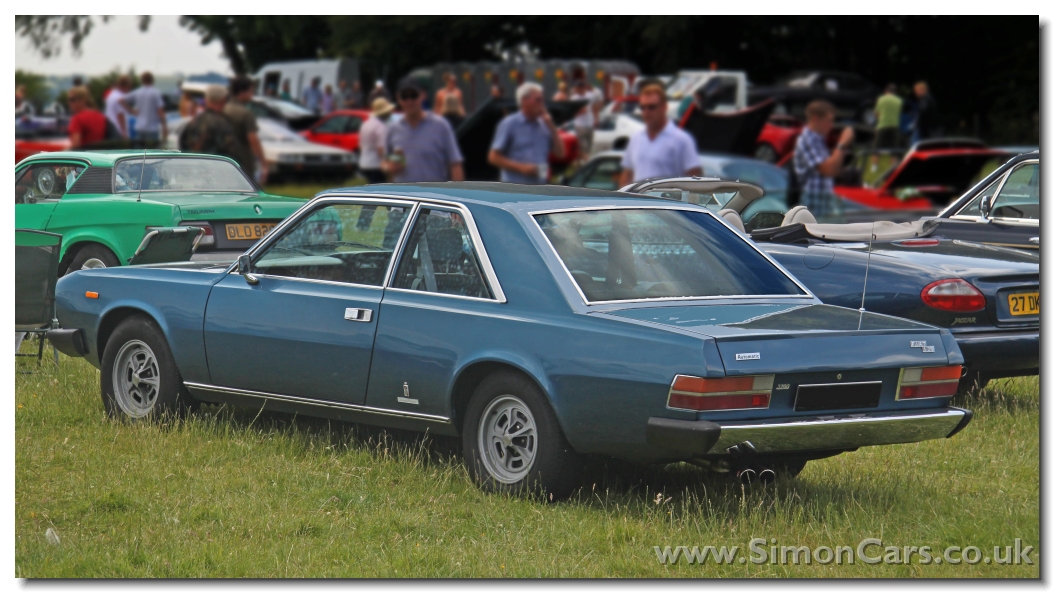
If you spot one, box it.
[15,350,1038,577]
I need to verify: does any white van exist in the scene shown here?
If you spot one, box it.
[254,59,360,102]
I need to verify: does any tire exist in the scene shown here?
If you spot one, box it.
[462,372,581,499]
[65,244,120,275]
[100,316,197,420]
[754,143,779,163]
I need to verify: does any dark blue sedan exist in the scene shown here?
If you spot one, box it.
[49,183,971,496]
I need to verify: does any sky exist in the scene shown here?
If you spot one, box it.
[15,15,232,77]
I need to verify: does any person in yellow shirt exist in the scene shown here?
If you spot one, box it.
[871,84,903,172]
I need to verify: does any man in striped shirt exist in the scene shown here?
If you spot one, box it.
[793,100,855,219]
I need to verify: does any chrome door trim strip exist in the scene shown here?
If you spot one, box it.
[527,204,815,306]
[184,382,452,424]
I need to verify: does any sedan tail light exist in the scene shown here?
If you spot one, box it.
[921,279,986,312]
[897,365,963,400]
[180,221,215,246]
[667,374,774,411]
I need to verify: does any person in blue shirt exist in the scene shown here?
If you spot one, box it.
[487,82,566,184]
[301,77,323,114]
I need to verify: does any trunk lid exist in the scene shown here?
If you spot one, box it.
[603,303,954,375]
[140,192,306,222]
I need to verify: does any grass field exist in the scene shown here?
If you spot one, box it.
[15,347,1038,578]
[263,176,365,200]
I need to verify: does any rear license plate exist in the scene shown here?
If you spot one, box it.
[1007,292,1039,316]
[794,381,882,412]
[225,222,276,241]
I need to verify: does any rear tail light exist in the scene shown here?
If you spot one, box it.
[180,221,215,246]
[921,279,985,312]
[667,374,774,411]
[897,365,962,400]
[896,238,940,247]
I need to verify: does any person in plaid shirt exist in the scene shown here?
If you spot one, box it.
[793,100,855,219]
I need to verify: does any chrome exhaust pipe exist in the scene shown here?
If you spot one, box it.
[736,468,757,484]
[758,467,776,484]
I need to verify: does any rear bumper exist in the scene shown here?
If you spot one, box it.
[953,328,1039,373]
[647,407,971,457]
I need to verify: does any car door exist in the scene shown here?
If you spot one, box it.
[15,160,87,231]
[203,198,415,404]
[939,159,1039,249]
[365,205,505,418]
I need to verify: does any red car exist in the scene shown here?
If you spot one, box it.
[301,109,372,153]
[834,140,1011,210]
[16,137,71,164]
[755,114,803,165]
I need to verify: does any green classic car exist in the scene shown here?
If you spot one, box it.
[15,150,306,274]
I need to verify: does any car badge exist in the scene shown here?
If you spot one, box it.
[911,340,935,353]
[254,205,262,214]
[735,352,761,361]
[397,382,419,405]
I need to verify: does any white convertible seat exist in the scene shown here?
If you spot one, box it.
[782,205,817,226]
[717,209,746,233]
[802,220,930,241]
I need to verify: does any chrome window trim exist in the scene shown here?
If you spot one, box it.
[527,204,815,306]
[249,273,386,291]
[184,382,451,424]
[384,203,503,303]
[316,192,507,303]
[228,196,418,281]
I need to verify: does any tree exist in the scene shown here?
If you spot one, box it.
[16,16,150,57]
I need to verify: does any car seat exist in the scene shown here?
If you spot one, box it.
[717,209,746,233]
[781,205,817,226]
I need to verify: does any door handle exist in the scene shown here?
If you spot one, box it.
[1029,237,1039,244]
[344,308,373,322]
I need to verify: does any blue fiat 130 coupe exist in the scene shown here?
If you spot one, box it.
[49,182,972,497]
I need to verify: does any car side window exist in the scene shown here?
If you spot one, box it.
[991,163,1039,220]
[391,208,492,299]
[15,163,86,204]
[315,116,349,134]
[345,116,363,133]
[252,202,411,286]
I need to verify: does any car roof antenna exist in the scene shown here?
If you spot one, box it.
[857,221,876,331]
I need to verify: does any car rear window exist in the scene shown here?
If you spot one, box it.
[535,208,805,303]
[115,157,255,192]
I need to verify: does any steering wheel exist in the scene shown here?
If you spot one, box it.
[36,168,56,196]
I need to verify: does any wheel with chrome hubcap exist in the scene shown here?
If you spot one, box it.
[112,340,161,417]
[101,316,196,420]
[463,372,580,498]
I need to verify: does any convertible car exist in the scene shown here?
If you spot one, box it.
[622,177,1039,392]
[923,150,1039,250]
[15,150,305,273]
[49,183,972,496]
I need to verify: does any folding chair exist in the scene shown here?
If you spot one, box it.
[15,230,62,363]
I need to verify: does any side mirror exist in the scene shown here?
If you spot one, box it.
[979,195,992,221]
[237,254,259,285]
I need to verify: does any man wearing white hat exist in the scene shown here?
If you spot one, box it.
[359,97,395,185]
